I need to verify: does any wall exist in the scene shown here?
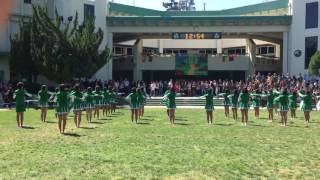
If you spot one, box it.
[288,0,320,76]
[0,57,10,82]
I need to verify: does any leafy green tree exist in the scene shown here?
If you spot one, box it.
[10,21,38,82]
[308,51,320,77]
[30,5,111,83]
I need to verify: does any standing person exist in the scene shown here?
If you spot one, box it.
[201,88,214,124]
[298,89,313,125]
[163,87,176,125]
[38,85,51,123]
[250,90,262,119]
[55,84,69,134]
[274,89,289,127]
[102,87,110,117]
[228,90,239,122]
[238,88,250,126]
[70,85,83,128]
[126,88,139,123]
[109,88,117,113]
[93,86,103,120]
[288,91,298,121]
[137,88,146,119]
[84,87,95,123]
[219,89,230,119]
[162,88,171,118]
[263,90,275,122]
[14,82,31,128]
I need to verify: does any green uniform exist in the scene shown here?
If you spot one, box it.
[299,92,312,112]
[202,93,214,111]
[275,93,289,112]
[165,92,176,109]
[220,93,230,107]
[14,89,26,112]
[103,90,110,106]
[251,94,261,108]
[228,94,239,109]
[70,91,83,111]
[162,90,170,107]
[109,91,116,104]
[238,92,249,110]
[55,91,69,114]
[84,91,95,109]
[288,94,297,110]
[38,90,51,108]
[137,92,146,108]
[93,90,103,107]
[126,92,139,109]
[261,92,275,109]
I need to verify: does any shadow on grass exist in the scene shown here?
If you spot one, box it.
[99,118,112,121]
[175,118,188,121]
[22,126,35,130]
[140,118,154,121]
[45,121,56,124]
[214,123,232,127]
[137,122,151,125]
[80,127,97,130]
[63,133,82,137]
[174,123,191,126]
[90,122,105,125]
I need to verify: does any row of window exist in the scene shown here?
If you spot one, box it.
[306,2,319,29]
[305,36,318,69]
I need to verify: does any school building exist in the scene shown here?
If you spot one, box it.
[0,0,319,82]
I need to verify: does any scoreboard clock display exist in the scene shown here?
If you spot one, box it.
[172,32,222,40]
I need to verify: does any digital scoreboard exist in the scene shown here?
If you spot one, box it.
[172,32,222,40]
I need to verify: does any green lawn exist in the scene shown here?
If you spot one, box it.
[1,108,320,179]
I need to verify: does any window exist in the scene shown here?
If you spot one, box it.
[268,47,275,54]
[305,36,318,69]
[84,4,95,21]
[306,2,318,29]
[24,0,31,4]
[114,47,124,55]
[126,48,133,56]
[260,47,268,54]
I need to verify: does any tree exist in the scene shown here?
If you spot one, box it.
[30,5,111,83]
[10,21,39,82]
[308,51,320,77]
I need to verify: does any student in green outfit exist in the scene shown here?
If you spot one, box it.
[273,89,281,115]
[238,87,249,126]
[93,86,103,120]
[219,89,230,119]
[162,88,171,118]
[84,87,95,123]
[38,85,52,123]
[250,90,262,119]
[201,88,214,124]
[126,88,139,123]
[14,82,31,128]
[70,85,83,128]
[298,89,313,125]
[163,87,176,125]
[109,88,117,114]
[228,89,239,122]
[262,89,275,122]
[137,88,146,119]
[274,89,289,127]
[102,87,110,117]
[55,84,69,134]
[288,90,298,121]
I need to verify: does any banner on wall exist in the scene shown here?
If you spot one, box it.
[175,54,208,76]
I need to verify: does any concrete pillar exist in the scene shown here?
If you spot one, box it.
[246,39,256,77]
[106,32,113,80]
[158,39,163,54]
[216,39,223,55]
[282,32,289,74]
[133,39,143,81]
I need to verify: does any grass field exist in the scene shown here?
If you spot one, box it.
[1,108,320,179]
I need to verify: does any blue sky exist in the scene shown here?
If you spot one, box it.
[111,0,269,11]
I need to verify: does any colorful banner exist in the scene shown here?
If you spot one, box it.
[175,54,208,76]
